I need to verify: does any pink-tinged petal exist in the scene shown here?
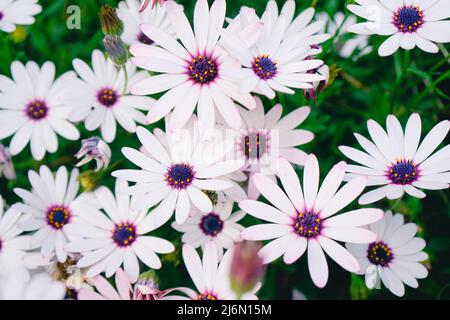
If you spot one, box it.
[182,244,205,292]
[259,233,297,264]
[133,241,162,269]
[136,126,171,165]
[358,185,390,204]
[394,260,428,279]
[94,276,121,300]
[278,130,314,148]
[169,84,200,129]
[210,83,242,129]
[382,267,405,297]
[187,187,212,213]
[283,237,307,264]
[239,200,292,224]
[203,241,218,292]
[412,180,447,190]
[279,148,309,166]
[115,269,132,300]
[192,179,232,190]
[206,0,226,52]
[389,263,418,288]
[318,236,360,272]
[323,227,377,243]
[175,190,190,225]
[417,21,450,43]
[121,147,166,174]
[303,154,320,210]
[389,223,418,249]
[367,119,396,162]
[131,74,186,95]
[414,120,449,164]
[354,133,390,166]
[307,238,328,288]
[253,173,296,216]
[386,184,404,199]
[378,33,402,56]
[195,160,244,179]
[314,161,346,213]
[193,0,209,52]
[320,176,367,219]
[393,238,426,255]
[338,146,386,171]
[78,288,107,300]
[276,158,304,213]
[404,113,421,160]
[147,83,190,124]
[324,208,383,227]
[148,188,177,228]
[140,24,190,60]
[123,250,140,283]
[166,0,197,53]
[242,224,292,241]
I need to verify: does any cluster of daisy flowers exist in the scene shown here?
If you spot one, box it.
[0,0,448,301]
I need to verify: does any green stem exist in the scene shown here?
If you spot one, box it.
[391,198,402,211]
[122,65,128,95]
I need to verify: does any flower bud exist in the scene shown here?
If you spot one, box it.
[140,0,167,13]
[99,5,123,36]
[78,170,100,193]
[230,241,265,297]
[75,137,111,172]
[0,144,15,180]
[103,35,129,67]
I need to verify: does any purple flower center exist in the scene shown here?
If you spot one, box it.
[0,238,3,253]
[387,159,419,185]
[197,292,217,300]
[137,31,154,45]
[47,206,71,229]
[97,88,118,107]
[294,211,322,238]
[188,55,218,84]
[199,213,224,237]
[393,5,424,33]
[165,163,195,190]
[367,241,393,267]
[252,55,277,80]
[65,288,78,300]
[243,130,268,160]
[25,99,48,120]
[112,222,137,247]
[0,12,4,21]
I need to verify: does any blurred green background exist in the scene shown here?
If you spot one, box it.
[0,0,449,300]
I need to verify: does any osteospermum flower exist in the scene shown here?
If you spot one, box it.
[129,0,256,130]
[0,269,65,300]
[316,12,372,59]
[339,114,450,204]
[13,166,95,263]
[67,50,154,143]
[346,211,429,297]
[0,61,80,160]
[0,195,30,275]
[220,1,329,99]
[226,97,314,199]
[0,0,42,33]
[347,0,450,56]
[117,0,176,46]
[112,120,244,227]
[240,155,383,288]
[182,242,260,300]
[78,268,191,300]
[65,179,175,283]
[172,196,245,259]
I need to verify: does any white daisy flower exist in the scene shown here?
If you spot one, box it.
[346,210,429,297]
[347,0,450,56]
[0,269,65,300]
[65,179,175,283]
[0,61,80,160]
[0,0,42,33]
[316,12,372,59]
[117,0,176,46]
[220,1,330,99]
[13,166,97,263]
[172,195,245,259]
[182,242,260,300]
[224,96,314,199]
[240,155,383,288]
[339,114,450,204]
[67,50,154,143]
[129,0,256,131]
[0,195,30,275]
[112,118,244,227]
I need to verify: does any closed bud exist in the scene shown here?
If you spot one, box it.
[99,5,123,36]
[0,144,15,180]
[230,241,265,298]
[103,35,129,66]
[75,137,111,172]
[78,170,99,192]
